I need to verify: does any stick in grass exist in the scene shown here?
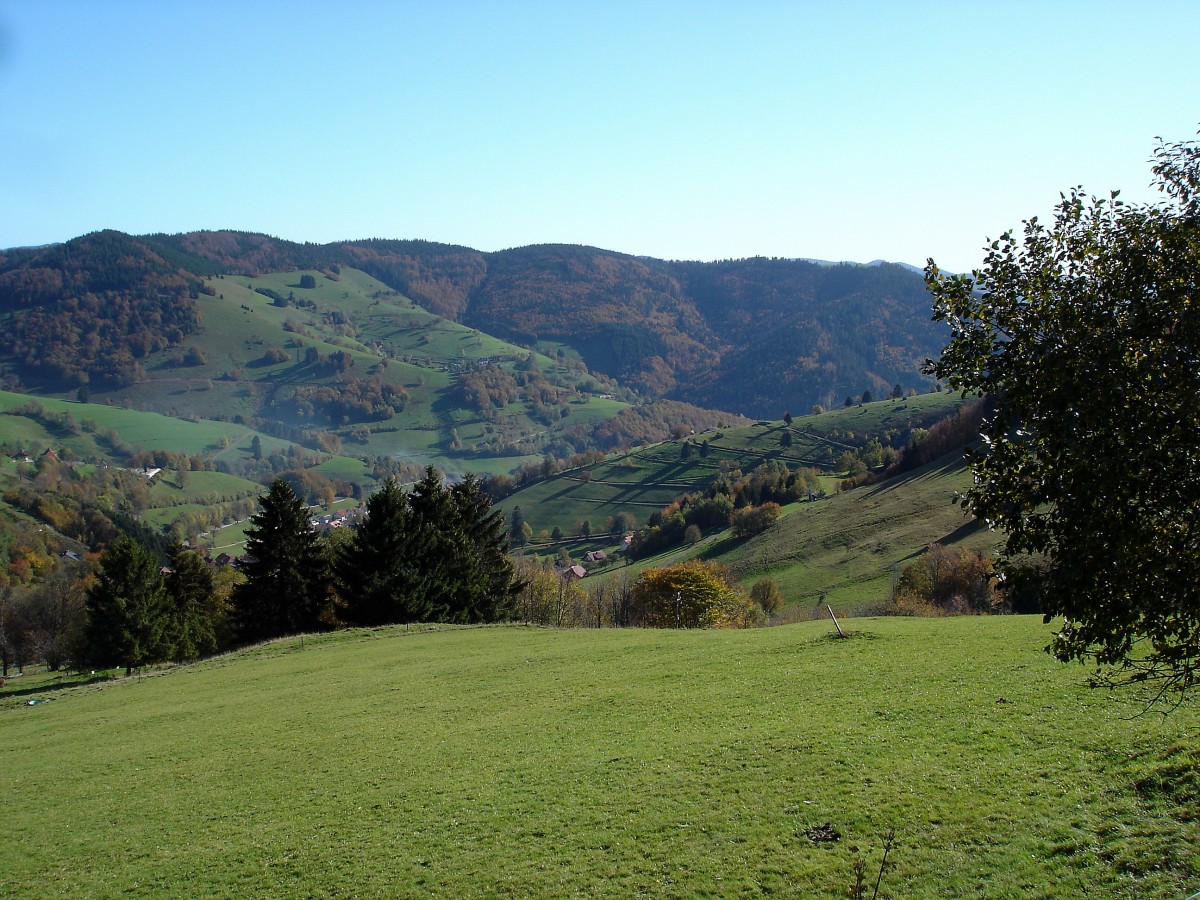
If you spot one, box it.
[827,605,845,638]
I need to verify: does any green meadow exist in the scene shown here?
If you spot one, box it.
[585,455,993,615]
[500,393,969,541]
[2,618,1196,898]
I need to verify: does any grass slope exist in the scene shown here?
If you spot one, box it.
[2,619,1196,897]
[501,392,968,541]
[33,267,628,477]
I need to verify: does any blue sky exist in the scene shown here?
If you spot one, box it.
[1,1,1196,272]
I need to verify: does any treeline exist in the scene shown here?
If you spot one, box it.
[0,230,204,388]
[838,398,986,489]
[71,468,520,673]
[627,460,823,560]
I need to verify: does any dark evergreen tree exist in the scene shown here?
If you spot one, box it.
[337,469,521,626]
[165,545,218,661]
[337,477,438,625]
[783,411,793,425]
[232,479,331,643]
[85,536,173,675]
[509,505,526,548]
[450,475,521,622]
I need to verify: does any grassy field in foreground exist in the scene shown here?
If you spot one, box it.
[2,618,1197,898]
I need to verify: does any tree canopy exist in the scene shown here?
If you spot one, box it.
[926,132,1200,694]
[232,479,332,643]
[629,560,761,629]
[337,468,521,626]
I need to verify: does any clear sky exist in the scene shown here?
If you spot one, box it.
[1,1,1196,272]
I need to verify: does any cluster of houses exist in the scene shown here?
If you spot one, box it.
[558,535,634,580]
[7,448,163,483]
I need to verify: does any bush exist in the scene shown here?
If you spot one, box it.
[730,502,781,538]
[890,544,999,616]
[749,578,784,615]
[630,560,762,628]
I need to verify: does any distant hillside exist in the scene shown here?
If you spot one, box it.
[2,230,947,421]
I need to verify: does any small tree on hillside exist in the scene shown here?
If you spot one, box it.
[630,560,761,629]
[750,577,784,616]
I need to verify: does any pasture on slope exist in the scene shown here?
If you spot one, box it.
[499,392,969,542]
[2,619,1196,898]
[599,454,993,616]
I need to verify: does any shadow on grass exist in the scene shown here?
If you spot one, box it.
[2,673,115,699]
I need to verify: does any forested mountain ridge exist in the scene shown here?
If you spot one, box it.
[0,230,947,419]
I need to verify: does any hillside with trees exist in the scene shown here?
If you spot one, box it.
[1,230,947,422]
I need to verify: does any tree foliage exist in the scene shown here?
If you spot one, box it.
[926,132,1200,693]
[337,469,521,626]
[84,535,172,674]
[165,544,219,661]
[629,560,761,629]
[232,479,332,643]
[890,544,998,617]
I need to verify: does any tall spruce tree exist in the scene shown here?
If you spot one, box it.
[337,477,438,625]
[165,544,218,661]
[232,479,331,644]
[402,466,458,620]
[85,535,173,675]
[450,474,521,622]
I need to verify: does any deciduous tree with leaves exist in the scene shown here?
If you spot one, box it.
[926,132,1200,694]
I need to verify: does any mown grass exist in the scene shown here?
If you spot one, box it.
[1,617,1195,898]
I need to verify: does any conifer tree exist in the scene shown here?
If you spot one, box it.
[165,544,218,661]
[232,479,331,643]
[337,477,437,625]
[85,535,173,675]
[450,475,521,622]
[509,505,526,548]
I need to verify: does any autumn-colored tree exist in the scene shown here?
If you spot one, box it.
[890,544,998,616]
[730,503,781,538]
[749,577,784,615]
[630,560,761,629]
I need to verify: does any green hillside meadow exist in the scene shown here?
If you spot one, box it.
[2,618,1196,898]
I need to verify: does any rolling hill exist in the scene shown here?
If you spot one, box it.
[0,233,735,480]
[496,393,989,612]
[1,230,949,426]
[2,618,1195,898]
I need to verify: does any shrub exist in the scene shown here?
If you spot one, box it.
[890,544,999,616]
[730,502,781,538]
[630,560,762,629]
